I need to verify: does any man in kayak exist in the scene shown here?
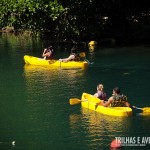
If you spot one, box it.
[42,45,54,60]
[101,87,134,107]
[94,84,107,101]
[59,47,80,62]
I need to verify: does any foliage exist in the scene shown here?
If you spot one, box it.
[0,0,150,43]
[0,0,65,36]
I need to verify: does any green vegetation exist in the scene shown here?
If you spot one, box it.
[0,0,65,35]
[0,0,150,44]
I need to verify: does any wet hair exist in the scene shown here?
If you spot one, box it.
[113,87,121,94]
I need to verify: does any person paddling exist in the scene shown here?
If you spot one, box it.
[42,45,54,60]
[59,47,80,62]
[101,87,135,108]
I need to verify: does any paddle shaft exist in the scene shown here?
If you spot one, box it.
[134,106,150,113]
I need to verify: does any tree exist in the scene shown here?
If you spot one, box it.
[1,0,150,43]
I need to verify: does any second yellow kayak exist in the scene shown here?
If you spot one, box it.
[81,93,133,117]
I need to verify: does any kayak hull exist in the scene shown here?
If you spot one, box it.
[24,55,88,69]
[81,93,133,117]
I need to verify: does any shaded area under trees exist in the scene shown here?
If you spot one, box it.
[0,0,150,45]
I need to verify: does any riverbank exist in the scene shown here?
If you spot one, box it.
[1,27,150,48]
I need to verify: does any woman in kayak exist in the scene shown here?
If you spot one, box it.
[101,87,134,107]
[42,45,54,60]
[94,84,107,101]
[59,47,80,62]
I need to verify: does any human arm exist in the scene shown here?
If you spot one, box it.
[59,54,75,62]
[42,49,51,58]
[42,48,47,57]
[125,101,136,108]
[101,97,113,107]
[125,101,130,107]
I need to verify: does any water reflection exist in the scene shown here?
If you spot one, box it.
[69,107,132,149]
[24,64,87,84]
[23,65,88,145]
[88,51,95,63]
[23,64,87,105]
[81,108,131,134]
[1,34,150,150]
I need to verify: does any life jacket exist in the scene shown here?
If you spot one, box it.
[111,94,127,107]
[97,91,107,101]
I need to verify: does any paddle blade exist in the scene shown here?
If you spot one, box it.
[79,52,86,58]
[69,98,81,105]
[142,107,150,114]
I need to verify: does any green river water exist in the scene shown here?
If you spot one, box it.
[0,34,150,150]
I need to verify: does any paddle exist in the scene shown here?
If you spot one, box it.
[79,52,93,64]
[69,98,88,105]
[134,107,150,114]
[69,97,101,106]
[70,98,150,113]
[69,98,81,105]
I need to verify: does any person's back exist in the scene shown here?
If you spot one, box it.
[101,87,130,107]
[111,94,127,107]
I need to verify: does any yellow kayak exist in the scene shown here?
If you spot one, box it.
[81,93,133,117]
[24,55,88,69]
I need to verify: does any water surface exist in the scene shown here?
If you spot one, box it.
[0,34,150,150]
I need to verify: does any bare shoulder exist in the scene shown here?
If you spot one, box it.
[93,93,98,97]
[108,96,113,102]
